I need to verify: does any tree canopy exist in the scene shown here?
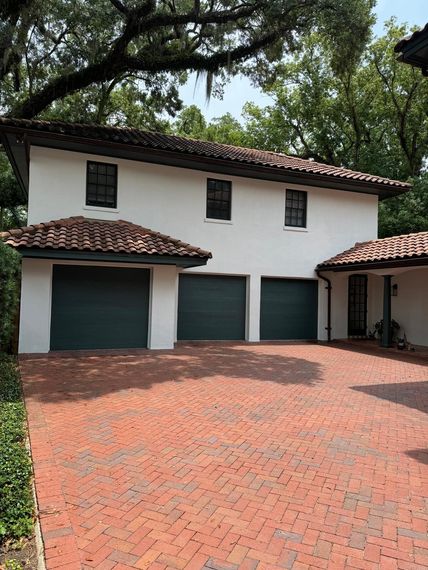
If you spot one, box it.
[0,0,374,120]
[246,22,427,179]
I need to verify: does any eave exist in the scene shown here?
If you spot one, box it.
[18,248,209,268]
[0,124,409,200]
[395,29,428,75]
[317,256,428,273]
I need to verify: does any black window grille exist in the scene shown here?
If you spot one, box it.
[86,161,118,208]
[206,178,232,220]
[285,189,307,227]
[348,274,368,336]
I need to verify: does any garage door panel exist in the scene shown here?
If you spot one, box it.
[50,266,150,350]
[260,278,318,340]
[178,274,246,340]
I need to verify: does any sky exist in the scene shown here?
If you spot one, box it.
[179,0,427,121]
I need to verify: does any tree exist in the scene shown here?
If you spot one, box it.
[173,106,245,145]
[378,174,428,237]
[243,22,428,180]
[173,105,207,139]
[0,0,375,121]
[0,154,26,232]
[205,114,245,146]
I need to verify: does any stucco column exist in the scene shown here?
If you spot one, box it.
[19,258,52,353]
[148,265,178,349]
[381,275,392,348]
[247,274,261,342]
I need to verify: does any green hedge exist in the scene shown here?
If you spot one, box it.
[0,242,21,353]
[0,356,34,542]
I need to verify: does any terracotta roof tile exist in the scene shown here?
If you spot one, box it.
[0,117,410,191]
[1,217,212,259]
[317,231,428,269]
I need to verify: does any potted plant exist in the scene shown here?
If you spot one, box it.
[373,319,400,343]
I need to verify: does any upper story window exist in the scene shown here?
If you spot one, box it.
[206,178,232,221]
[86,161,118,208]
[285,189,307,228]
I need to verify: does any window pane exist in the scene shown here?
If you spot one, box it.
[86,161,117,208]
[285,189,307,228]
[207,178,231,220]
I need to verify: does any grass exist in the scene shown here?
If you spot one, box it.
[0,355,34,544]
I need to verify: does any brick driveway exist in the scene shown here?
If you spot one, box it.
[20,343,428,570]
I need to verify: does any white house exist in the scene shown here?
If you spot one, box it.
[0,117,426,353]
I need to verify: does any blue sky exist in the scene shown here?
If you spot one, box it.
[179,0,427,121]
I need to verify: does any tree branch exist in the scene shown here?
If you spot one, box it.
[12,15,292,118]
[109,0,129,15]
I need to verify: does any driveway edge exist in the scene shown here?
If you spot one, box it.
[23,371,82,570]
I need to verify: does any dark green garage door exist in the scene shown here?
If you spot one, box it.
[50,265,150,350]
[178,274,246,340]
[260,278,318,340]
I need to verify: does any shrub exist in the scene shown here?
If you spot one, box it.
[5,560,23,570]
[5,561,23,570]
[0,356,34,542]
[0,241,21,352]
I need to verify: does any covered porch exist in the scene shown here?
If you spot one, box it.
[317,231,428,349]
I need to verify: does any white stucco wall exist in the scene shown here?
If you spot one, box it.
[19,258,52,353]
[149,265,179,349]
[20,145,380,352]
[391,269,428,346]
[329,272,349,340]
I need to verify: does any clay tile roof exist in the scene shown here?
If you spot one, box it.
[317,231,428,269]
[1,217,212,259]
[0,117,410,191]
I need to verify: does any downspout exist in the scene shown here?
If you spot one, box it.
[316,269,332,342]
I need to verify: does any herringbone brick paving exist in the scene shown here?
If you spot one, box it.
[20,343,428,570]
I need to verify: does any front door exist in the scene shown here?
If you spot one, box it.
[348,274,368,336]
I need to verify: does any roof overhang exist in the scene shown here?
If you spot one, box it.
[317,256,428,273]
[395,26,428,75]
[18,247,209,268]
[0,124,409,200]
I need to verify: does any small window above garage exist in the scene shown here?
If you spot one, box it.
[206,178,232,221]
[285,189,307,228]
[86,161,118,208]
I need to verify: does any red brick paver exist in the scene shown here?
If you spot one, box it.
[20,343,428,570]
